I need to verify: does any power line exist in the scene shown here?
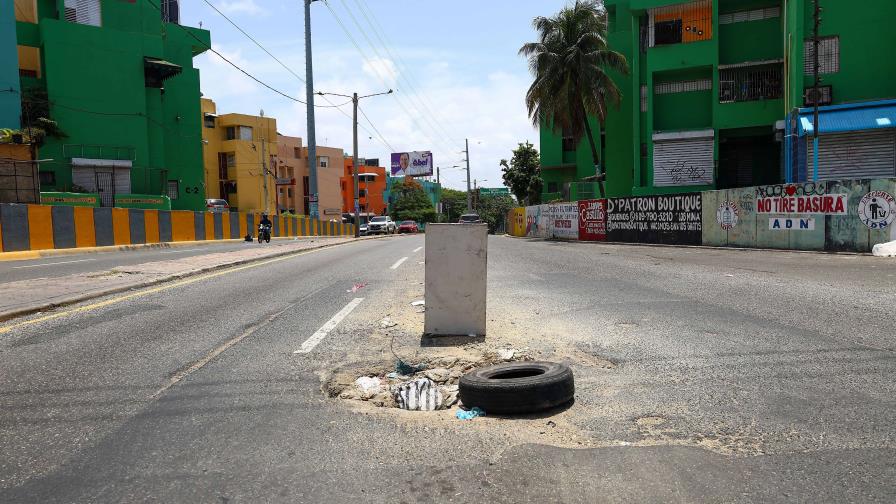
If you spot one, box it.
[357,103,395,152]
[347,0,464,149]
[194,0,395,148]
[323,0,456,155]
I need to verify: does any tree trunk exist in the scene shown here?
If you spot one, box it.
[581,105,606,198]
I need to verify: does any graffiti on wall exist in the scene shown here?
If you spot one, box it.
[525,205,550,238]
[547,203,578,240]
[578,199,607,241]
[607,194,702,245]
[857,191,896,230]
[716,201,739,230]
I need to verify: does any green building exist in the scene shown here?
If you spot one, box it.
[14,0,210,210]
[540,0,896,200]
[2,4,21,129]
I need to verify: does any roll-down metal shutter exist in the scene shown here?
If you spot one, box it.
[653,130,715,186]
[809,130,896,181]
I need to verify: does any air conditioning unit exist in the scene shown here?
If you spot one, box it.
[804,85,832,106]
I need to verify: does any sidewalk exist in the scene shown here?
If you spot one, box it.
[0,237,355,322]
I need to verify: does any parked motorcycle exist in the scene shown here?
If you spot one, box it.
[258,223,272,243]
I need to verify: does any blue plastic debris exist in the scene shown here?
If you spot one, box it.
[455,407,486,420]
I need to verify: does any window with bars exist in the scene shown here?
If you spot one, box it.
[654,79,712,95]
[167,180,179,200]
[718,7,780,25]
[218,152,235,180]
[318,156,329,168]
[203,114,215,128]
[64,0,101,27]
[804,37,839,75]
[640,85,648,112]
[719,62,783,103]
[648,0,712,47]
[225,126,253,141]
[561,128,576,152]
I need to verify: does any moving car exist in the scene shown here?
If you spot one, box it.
[458,213,483,223]
[367,216,397,234]
[206,199,230,213]
[397,220,419,233]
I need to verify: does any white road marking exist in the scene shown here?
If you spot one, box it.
[13,258,95,269]
[294,298,364,354]
[390,256,409,270]
[413,246,423,253]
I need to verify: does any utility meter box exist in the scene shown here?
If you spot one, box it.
[424,223,488,336]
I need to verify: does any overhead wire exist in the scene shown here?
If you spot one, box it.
[195,0,399,149]
[322,0,457,156]
[347,0,464,150]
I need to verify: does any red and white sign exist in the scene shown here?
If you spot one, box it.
[578,199,607,241]
[756,194,847,215]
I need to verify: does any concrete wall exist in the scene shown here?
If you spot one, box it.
[0,203,355,253]
[507,178,896,252]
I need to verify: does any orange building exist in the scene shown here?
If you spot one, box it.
[341,158,387,215]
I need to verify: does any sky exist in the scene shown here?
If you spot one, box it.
[179,0,569,191]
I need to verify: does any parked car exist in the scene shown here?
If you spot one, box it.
[206,199,230,213]
[367,216,397,234]
[398,220,419,233]
[458,213,483,224]
[359,223,369,236]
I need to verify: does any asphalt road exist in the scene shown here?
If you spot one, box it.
[0,240,315,283]
[1,236,894,502]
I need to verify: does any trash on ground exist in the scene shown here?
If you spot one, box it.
[385,371,400,379]
[497,349,515,361]
[396,359,427,376]
[354,376,382,400]
[411,300,425,306]
[455,407,486,420]
[380,316,397,328]
[459,361,574,415]
[872,240,896,257]
[348,282,368,293]
[393,378,442,411]
[440,384,459,409]
[423,367,451,383]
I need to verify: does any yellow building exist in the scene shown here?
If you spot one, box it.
[274,134,344,217]
[201,98,277,214]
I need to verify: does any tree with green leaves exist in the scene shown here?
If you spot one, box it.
[476,193,516,234]
[520,0,628,198]
[500,141,542,206]
[390,177,437,223]
[439,188,468,222]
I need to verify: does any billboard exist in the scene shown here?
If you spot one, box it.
[578,199,607,241]
[391,151,433,177]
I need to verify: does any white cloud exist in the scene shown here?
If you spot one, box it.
[361,58,399,87]
[215,0,266,16]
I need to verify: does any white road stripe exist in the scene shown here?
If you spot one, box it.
[295,298,364,354]
[413,246,423,253]
[390,256,408,269]
[13,258,95,269]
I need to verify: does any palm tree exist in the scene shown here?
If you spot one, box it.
[520,0,629,198]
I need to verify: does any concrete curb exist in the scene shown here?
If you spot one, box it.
[0,236,321,262]
[0,235,396,324]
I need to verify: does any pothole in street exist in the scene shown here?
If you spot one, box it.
[321,347,534,411]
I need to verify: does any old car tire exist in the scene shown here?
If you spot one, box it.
[458,361,574,414]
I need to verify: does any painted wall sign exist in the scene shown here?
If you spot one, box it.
[716,201,739,230]
[578,199,607,241]
[547,203,579,240]
[756,194,847,214]
[857,191,896,229]
[525,205,550,238]
[607,193,702,245]
[769,217,815,230]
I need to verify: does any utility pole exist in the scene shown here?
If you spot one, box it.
[465,138,472,212]
[305,0,319,217]
[811,0,821,182]
[318,89,393,237]
[260,109,269,215]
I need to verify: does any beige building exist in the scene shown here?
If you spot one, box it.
[201,98,277,214]
[273,134,344,217]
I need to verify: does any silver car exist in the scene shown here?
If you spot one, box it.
[205,199,230,213]
[367,216,396,234]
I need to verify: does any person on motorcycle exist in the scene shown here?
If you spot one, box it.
[259,213,272,228]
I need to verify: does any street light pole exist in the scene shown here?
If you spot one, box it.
[318,89,393,238]
[305,0,320,217]
[260,109,269,215]
[465,138,472,212]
